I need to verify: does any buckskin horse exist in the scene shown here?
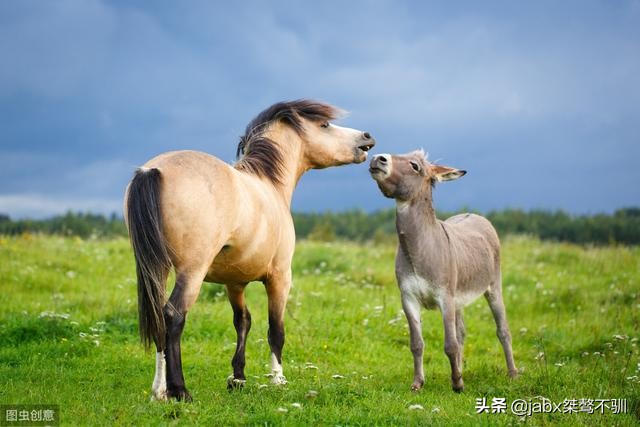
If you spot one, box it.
[124,100,375,401]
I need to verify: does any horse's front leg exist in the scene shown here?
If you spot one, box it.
[264,270,292,385]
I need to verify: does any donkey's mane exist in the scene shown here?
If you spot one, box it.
[235,100,340,184]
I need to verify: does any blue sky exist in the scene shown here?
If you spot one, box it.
[1,0,639,218]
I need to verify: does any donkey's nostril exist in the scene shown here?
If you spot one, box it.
[377,156,387,164]
[363,132,371,139]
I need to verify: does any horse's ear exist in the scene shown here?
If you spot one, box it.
[432,164,466,182]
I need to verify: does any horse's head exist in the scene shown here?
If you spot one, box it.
[369,150,466,202]
[300,116,375,169]
[236,100,375,186]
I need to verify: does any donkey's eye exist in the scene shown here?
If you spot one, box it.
[410,161,421,173]
[320,121,330,128]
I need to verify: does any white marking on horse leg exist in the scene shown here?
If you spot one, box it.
[151,351,167,401]
[270,352,287,385]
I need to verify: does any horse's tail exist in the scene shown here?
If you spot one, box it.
[125,167,171,351]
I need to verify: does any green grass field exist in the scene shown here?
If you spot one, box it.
[0,234,639,425]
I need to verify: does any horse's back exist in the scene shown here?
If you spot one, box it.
[142,150,240,271]
[136,150,287,282]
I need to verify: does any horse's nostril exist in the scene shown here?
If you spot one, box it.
[363,132,371,139]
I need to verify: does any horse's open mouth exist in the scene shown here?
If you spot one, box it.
[358,143,374,152]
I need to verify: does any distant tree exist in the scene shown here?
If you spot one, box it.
[307,221,336,242]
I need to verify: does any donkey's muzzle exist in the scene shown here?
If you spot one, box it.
[369,154,391,179]
[369,154,390,177]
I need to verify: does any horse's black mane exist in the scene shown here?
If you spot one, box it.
[235,100,339,185]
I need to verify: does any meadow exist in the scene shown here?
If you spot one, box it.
[0,234,638,425]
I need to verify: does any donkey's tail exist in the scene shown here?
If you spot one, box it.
[126,167,171,351]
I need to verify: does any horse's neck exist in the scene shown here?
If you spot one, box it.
[270,133,308,209]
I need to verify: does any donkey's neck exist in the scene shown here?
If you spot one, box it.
[395,197,448,271]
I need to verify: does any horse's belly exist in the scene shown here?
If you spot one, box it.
[205,248,272,284]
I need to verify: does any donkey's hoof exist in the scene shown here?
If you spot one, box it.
[509,368,521,379]
[410,381,424,392]
[168,387,192,402]
[271,374,288,385]
[451,376,464,393]
[227,375,246,391]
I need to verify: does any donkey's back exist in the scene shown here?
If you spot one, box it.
[443,213,501,301]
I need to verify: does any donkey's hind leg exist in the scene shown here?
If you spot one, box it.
[226,283,251,390]
[163,269,207,401]
[484,277,518,378]
[455,308,465,370]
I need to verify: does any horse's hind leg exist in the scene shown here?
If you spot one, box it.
[151,345,167,400]
[226,283,251,390]
[163,269,206,401]
[264,269,292,385]
[484,274,518,378]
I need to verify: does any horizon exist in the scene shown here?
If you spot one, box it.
[1,1,639,219]
[3,204,639,222]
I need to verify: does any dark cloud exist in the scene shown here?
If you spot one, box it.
[1,0,639,218]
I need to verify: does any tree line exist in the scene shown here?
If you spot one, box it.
[0,208,639,245]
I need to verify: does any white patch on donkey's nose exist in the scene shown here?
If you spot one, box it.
[370,153,392,177]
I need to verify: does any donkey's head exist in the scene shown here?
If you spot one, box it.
[369,150,466,202]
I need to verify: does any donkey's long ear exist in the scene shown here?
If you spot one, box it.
[432,164,467,182]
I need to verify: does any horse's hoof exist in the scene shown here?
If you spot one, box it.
[150,388,168,401]
[271,374,288,385]
[227,375,246,391]
[168,388,192,402]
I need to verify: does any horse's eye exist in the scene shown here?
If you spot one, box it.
[320,121,330,128]
[410,161,421,173]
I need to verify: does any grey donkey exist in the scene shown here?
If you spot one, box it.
[369,150,518,392]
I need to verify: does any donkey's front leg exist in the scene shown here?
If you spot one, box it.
[264,270,292,385]
[401,295,425,391]
[441,296,464,392]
